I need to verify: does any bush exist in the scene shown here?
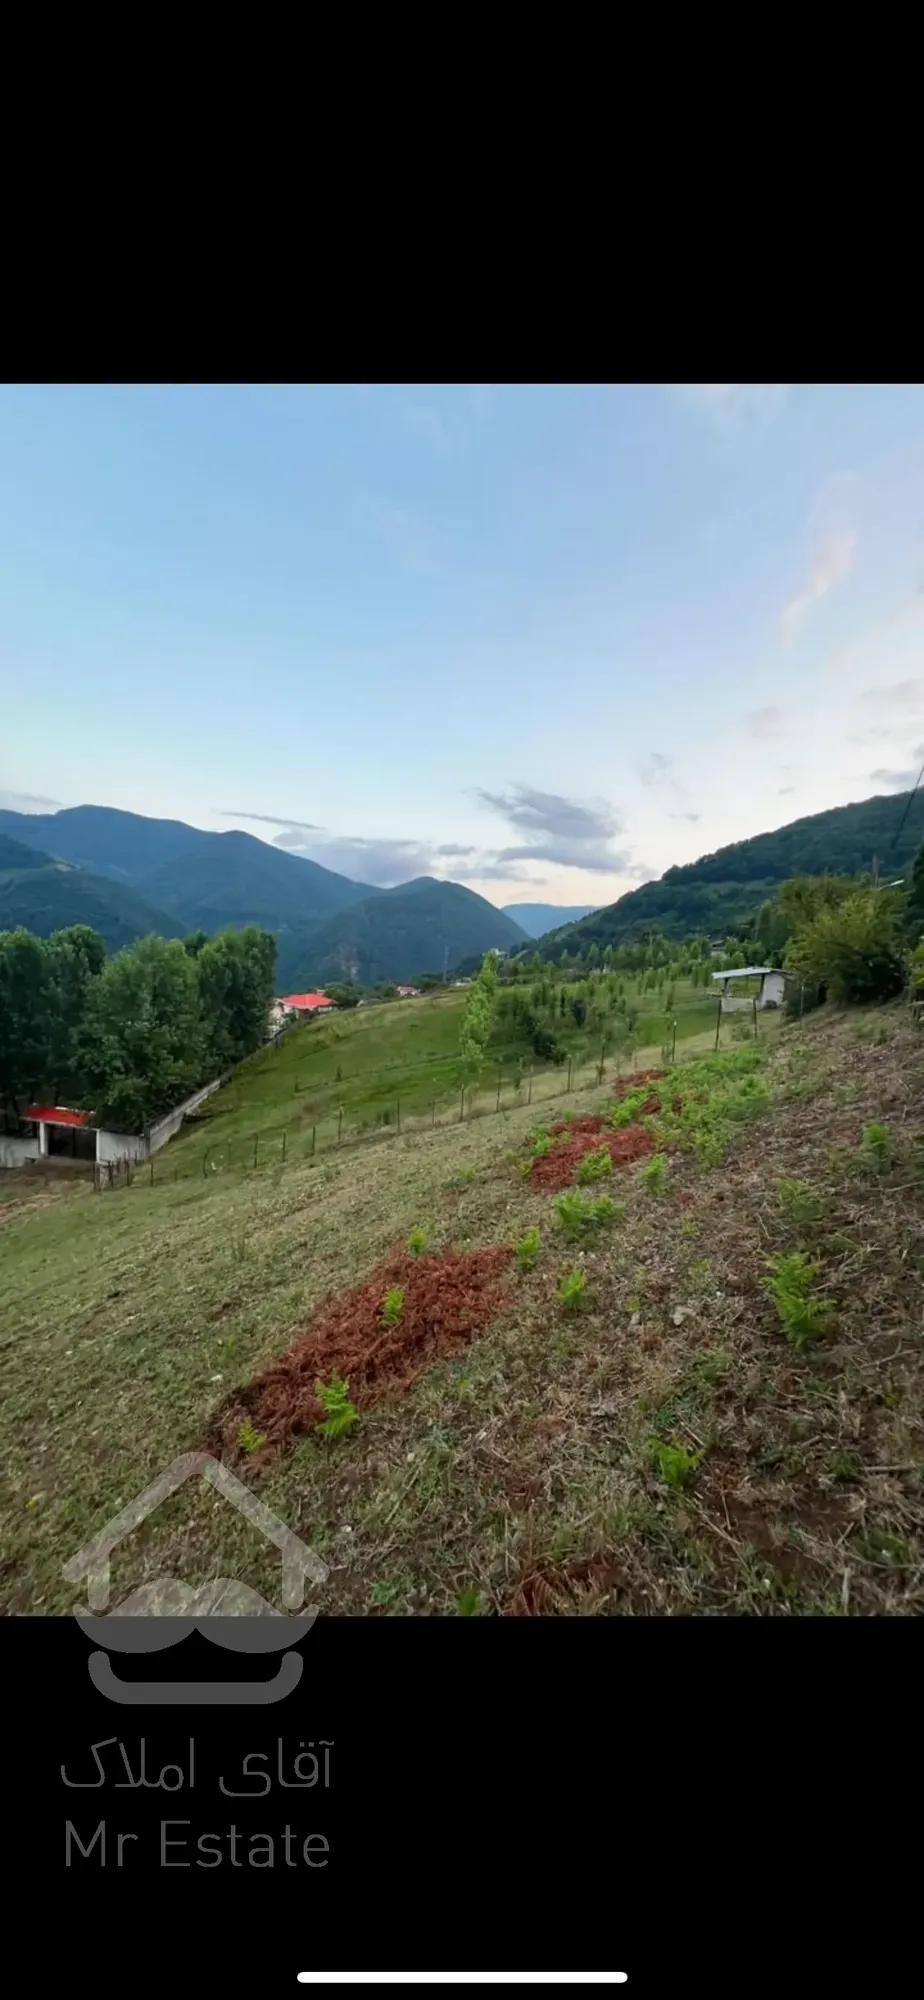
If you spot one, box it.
[762,1252,832,1349]
[575,1146,613,1185]
[785,889,906,1005]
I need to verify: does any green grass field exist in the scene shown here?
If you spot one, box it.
[158,976,724,1178]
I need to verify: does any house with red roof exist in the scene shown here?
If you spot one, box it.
[277,991,335,1017]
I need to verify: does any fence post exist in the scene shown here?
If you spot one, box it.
[496,1070,502,1112]
[432,1097,436,1127]
[671,1018,677,1064]
[202,1149,208,1178]
[753,995,759,1038]
[311,1124,316,1157]
[460,1087,465,1123]
[253,1136,259,1169]
[338,1109,343,1146]
[397,1099,401,1133]
[150,1159,154,1187]
[799,981,805,1022]
[567,1057,573,1091]
[281,1131,286,1163]
[527,1067,533,1105]
[714,998,722,1051]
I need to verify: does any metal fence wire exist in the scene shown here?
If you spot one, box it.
[96,1041,643,1192]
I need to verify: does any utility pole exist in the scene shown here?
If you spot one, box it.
[443,941,449,983]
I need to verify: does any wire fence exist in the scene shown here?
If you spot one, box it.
[93,1039,664,1193]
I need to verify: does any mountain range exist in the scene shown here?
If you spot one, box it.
[2,788,922,982]
[0,805,528,981]
[531,789,924,958]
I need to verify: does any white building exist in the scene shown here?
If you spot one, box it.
[712,966,785,1013]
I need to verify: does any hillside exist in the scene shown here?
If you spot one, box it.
[0,804,378,938]
[503,902,601,937]
[534,788,924,956]
[141,831,379,935]
[0,843,184,950]
[3,998,921,1618]
[281,878,529,988]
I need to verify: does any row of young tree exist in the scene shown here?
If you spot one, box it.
[0,924,276,1134]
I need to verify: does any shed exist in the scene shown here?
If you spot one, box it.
[711,966,785,1012]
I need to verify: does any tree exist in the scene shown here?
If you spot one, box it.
[182,931,210,957]
[785,888,906,1004]
[197,927,276,1072]
[45,925,106,1102]
[79,936,208,1131]
[0,929,55,1118]
[904,838,924,944]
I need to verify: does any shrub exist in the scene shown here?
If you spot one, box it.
[554,1191,623,1241]
[785,889,906,1005]
[237,1421,267,1454]
[558,1267,587,1311]
[514,1226,541,1271]
[776,1177,826,1227]
[861,1121,893,1170]
[406,1228,427,1256]
[649,1439,702,1489]
[640,1153,667,1193]
[575,1146,613,1185]
[314,1376,359,1438]
[382,1286,405,1327]
[762,1251,832,1349]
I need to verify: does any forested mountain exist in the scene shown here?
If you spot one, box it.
[532,790,924,957]
[0,805,378,940]
[281,878,528,989]
[0,835,185,951]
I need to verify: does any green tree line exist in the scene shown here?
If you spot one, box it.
[0,924,276,1133]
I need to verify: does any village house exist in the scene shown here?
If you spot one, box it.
[712,965,785,1012]
[0,1078,224,1174]
[395,985,421,999]
[276,991,336,1017]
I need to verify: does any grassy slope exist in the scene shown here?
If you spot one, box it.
[156,977,722,1175]
[4,998,923,1617]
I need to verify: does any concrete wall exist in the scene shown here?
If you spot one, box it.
[96,1075,225,1167]
[0,1134,41,1169]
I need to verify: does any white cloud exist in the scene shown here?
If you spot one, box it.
[474,783,632,875]
[781,531,856,647]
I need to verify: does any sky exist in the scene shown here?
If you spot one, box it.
[2,382,923,909]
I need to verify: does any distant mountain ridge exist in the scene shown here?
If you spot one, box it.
[280,878,529,989]
[0,828,186,951]
[532,789,924,957]
[0,804,379,944]
[503,902,601,938]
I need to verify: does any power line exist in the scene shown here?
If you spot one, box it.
[890,759,924,856]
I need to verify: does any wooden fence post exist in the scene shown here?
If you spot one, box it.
[338,1109,343,1145]
[311,1124,316,1156]
[496,1069,502,1112]
[527,1067,533,1105]
[432,1097,436,1127]
[460,1087,465,1123]
[150,1160,154,1186]
[397,1099,401,1133]
[753,995,759,1038]
[281,1131,286,1162]
[714,998,722,1050]
[671,1018,677,1063]
[567,1057,573,1091]
[253,1136,259,1168]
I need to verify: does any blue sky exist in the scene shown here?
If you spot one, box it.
[2,382,923,906]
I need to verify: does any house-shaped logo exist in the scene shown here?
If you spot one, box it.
[62,1452,329,1706]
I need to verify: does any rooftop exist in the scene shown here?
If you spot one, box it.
[278,992,333,1010]
[711,966,780,982]
[24,1105,94,1127]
